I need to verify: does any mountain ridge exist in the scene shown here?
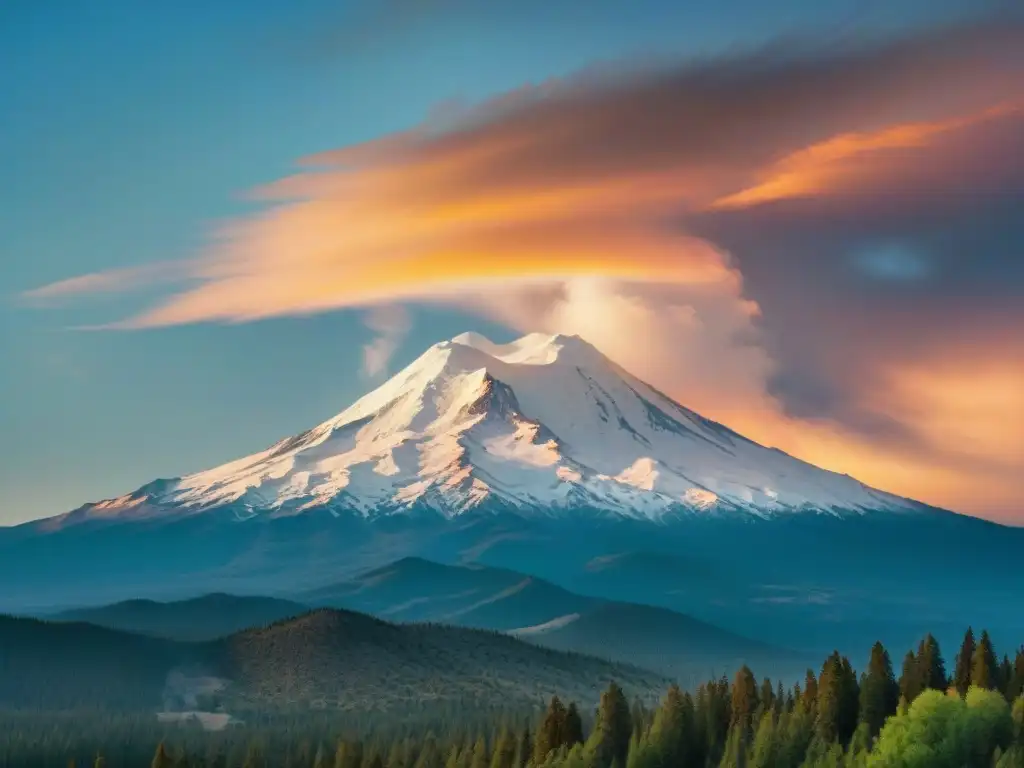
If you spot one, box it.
[31,331,924,531]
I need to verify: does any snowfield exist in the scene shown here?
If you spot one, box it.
[55,332,920,527]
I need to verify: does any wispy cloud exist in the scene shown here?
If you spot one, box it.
[361,305,413,378]
[20,17,1024,520]
[21,260,193,305]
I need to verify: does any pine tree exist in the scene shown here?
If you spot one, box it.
[1008,649,1024,701]
[815,652,859,746]
[152,743,173,768]
[513,725,531,768]
[718,723,748,768]
[647,684,696,768]
[972,630,999,690]
[838,655,861,745]
[565,703,584,748]
[759,678,775,719]
[955,627,977,696]
[731,665,760,738]
[775,681,786,715]
[586,682,633,768]
[535,696,569,762]
[801,670,819,718]
[1002,657,1015,699]
[899,650,921,704]
[469,736,488,768]
[490,728,516,768]
[917,634,947,692]
[748,711,779,768]
[860,641,899,736]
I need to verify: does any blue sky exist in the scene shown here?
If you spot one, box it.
[1,0,1018,525]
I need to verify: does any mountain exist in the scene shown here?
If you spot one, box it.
[34,559,800,681]
[2,332,1022,661]
[300,557,800,682]
[37,331,921,527]
[0,609,668,713]
[47,593,309,641]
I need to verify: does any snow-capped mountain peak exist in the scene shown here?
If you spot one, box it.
[52,332,920,528]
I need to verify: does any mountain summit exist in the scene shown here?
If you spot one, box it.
[53,332,919,528]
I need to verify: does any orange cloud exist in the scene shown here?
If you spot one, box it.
[712,101,1024,209]
[21,21,1024,521]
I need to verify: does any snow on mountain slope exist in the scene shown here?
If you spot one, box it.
[53,332,920,527]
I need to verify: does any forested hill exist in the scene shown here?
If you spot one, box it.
[0,608,668,713]
[2,627,1023,767]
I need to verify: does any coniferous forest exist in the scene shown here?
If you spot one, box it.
[4,629,1024,768]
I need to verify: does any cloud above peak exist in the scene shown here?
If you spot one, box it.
[23,17,1024,520]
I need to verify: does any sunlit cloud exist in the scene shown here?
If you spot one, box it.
[20,18,1024,520]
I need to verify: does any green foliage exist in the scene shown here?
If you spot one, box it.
[867,687,1012,767]
[585,683,632,768]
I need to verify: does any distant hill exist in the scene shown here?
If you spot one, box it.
[49,593,309,641]
[0,608,668,713]
[215,608,668,712]
[300,557,801,681]
[0,614,185,710]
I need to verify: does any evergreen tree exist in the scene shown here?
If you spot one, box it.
[535,696,569,762]
[367,754,385,768]
[513,725,532,768]
[585,682,632,768]
[718,723,747,768]
[972,630,1000,691]
[646,684,696,768]
[759,678,775,719]
[731,665,760,738]
[801,671,819,718]
[859,641,899,736]
[153,743,173,768]
[776,681,786,715]
[955,627,977,696]
[816,652,859,746]
[1008,649,1024,701]
[838,655,861,745]
[899,650,921,704]
[93,756,106,768]
[565,704,584,748]
[469,736,489,768]
[917,634,947,692]
[1002,657,1016,699]
[748,711,779,768]
[490,729,516,768]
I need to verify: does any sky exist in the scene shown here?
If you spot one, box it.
[1,0,1022,526]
